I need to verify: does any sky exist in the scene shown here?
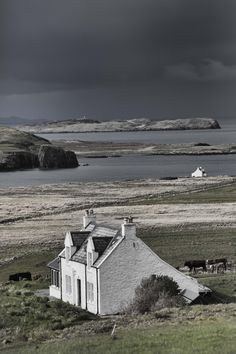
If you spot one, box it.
[0,0,236,122]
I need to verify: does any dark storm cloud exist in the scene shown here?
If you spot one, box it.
[2,0,236,93]
[165,60,236,82]
[0,0,236,120]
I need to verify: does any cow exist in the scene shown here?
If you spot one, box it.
[206,258,227,271]
[9,272,32,281]
[184,260,207,273]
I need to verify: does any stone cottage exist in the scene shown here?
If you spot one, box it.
[48,210,210,315]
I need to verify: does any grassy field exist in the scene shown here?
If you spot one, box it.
[138,225,236,268]
[0,281,97,349]
[0,248,62,284]
[129,182,236,205]
[4,318,236,354]
[0,181,235,352]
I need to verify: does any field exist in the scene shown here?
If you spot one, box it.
[5,319,236,354]
[0,176,236,352]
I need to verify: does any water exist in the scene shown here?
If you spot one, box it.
[0,154,235,188]
[38,125,236,145]
[0,126,235,187]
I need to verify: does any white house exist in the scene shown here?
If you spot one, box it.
[191,166,207,178]
[48,210,210,315]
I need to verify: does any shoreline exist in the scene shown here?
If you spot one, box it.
[54,140,236,158]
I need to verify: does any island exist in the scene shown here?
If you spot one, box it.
[17,117,220,133]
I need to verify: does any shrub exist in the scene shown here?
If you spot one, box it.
[126,274,182,314]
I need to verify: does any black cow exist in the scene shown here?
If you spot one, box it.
[9,272,32,281]
[184,260,207,273]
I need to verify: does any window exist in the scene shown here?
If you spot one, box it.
[88,252,93,267]
[87,282,94,302]
[65,275,72,294]
[51,270,59,288]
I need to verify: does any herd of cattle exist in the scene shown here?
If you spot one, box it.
[183,258,228,273]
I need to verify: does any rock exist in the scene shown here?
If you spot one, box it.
[38,145,79,169]
[194,143,211,146]
[0,151,39,171]
[0,126,79,171]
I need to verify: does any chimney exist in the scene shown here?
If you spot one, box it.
[83,209,96,229]
[121,216,136,239]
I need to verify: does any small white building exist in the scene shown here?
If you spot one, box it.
[191,166,207,178]
[48,210,210,315]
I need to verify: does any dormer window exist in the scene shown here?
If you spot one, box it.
[88,252,93,267]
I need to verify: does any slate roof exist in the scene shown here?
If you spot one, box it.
[47,257,60,271]
[89,225,118,239]
[71,239,88,264]
[93,232,124,267]
[71,231,90,247]
[70,224,121,266]
[93,237,113,256]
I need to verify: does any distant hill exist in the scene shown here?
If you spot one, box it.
[0,116,37,126]
[18,117,221,133]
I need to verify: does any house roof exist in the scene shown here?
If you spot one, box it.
[89,225,118,239]
[93,237,113,256]
[47,257,60,271]
[70,224,121,266]
[71,240,88,264]
[71,231,90,247]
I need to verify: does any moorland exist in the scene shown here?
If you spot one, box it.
[0,176,236,352]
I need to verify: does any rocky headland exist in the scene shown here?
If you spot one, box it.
[0,126,78,171]
[18,117,220,133]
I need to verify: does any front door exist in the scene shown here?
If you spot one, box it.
[77,279,81,307]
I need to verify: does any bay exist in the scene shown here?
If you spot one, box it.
[38,125,236,145]
[0,126,235,188]
[0,154,235,188]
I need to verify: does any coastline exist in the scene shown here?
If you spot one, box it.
[53,140,236,157]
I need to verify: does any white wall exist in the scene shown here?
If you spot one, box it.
[99,236,202,315]
[86,266,98,314]
[49,285,61,299]
[61,258,87,309]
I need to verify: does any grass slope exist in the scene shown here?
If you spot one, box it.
[0,181,236,352]
[4,319,236,354]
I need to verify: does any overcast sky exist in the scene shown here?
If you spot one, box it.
[1,0,236,121]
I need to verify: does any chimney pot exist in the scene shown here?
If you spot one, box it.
[83,209,96,229]
[122,216,136,239]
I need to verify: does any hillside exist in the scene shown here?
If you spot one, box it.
[0,126,78,170]
[18,117,221,133]
[0,178,236,352]
[0,125,49,152]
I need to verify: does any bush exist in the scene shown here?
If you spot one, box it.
[126,275,182,314]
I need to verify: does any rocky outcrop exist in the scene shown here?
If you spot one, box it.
[38,145,78,169]
[0,126,79,171]
[0,151,39,171]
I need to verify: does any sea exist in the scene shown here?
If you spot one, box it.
[0,119,235,187]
